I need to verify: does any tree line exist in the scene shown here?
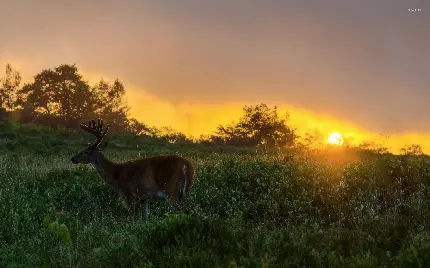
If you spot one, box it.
[0,63,297,147]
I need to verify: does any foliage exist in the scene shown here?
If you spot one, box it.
[0,63,21,110]
[1,63,298,146]
[358,141,390,155]
[92,79,130,132]
[299,128,326,149]
[2,123,430,267]
[17,64,94,121]
[0,62,196,140]
[151,126,193,144]
[214,103,297,147]
[9,64,135,132]
[400,144,424,156]
[126,118,152,135]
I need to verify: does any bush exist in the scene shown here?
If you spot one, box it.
[2,123,430,267]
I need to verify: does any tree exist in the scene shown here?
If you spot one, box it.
[299,128,325,149]
[357,141,389,154]
[127,118,152,135]
[0,63,21,110]
[152,126,191,143]
[92,79,130,132]
[215,103,297,147]
[55,64,96,121]
[400,144,424,156]
[17,64,94,125]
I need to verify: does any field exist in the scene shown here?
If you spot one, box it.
[1,122,430,267]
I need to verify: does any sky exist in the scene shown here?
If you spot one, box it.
[0,0,429,153]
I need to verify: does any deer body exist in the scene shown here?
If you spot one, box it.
[71,119,194,217]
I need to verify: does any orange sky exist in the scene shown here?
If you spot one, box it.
[3,60,430,154]
[125,89,430,155]
[1,1,429,154]
[117,75,430,155]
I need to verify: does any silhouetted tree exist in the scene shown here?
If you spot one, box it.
[215,103,297,147]
[299,128,325,149]
[357,141,389,155]
[56,64,96,121]
[400,144,424,156]
[152,126,192,143]
[92,79,130,132]
[16,64,94,126]
[127,118,152,135]
[0,63,21,110]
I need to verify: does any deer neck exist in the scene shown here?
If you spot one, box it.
[91,151,119,186]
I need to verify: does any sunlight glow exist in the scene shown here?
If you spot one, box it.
[328,132,344,146]
[75,71,430,155]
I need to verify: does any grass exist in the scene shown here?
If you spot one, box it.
[1,121,430,267]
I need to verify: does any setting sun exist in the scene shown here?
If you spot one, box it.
[328,132,344,146]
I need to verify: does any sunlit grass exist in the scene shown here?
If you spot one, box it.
[1,123,430,267]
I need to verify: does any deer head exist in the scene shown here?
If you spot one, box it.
[71,118,110,164]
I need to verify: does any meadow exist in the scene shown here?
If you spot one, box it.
[1,121,430,267]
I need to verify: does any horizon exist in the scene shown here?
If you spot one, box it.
[1,0,429,154]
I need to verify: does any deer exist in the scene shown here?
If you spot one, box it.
[70,118,194,218]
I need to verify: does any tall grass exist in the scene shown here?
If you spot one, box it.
[1,122,430,267]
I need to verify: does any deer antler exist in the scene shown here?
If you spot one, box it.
[80,118,110,146]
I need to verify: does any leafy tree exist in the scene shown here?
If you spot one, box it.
[17,64,94,125]
[357,141,390,155]
[299,128,325,149]
[215,103,297,147]
[92,79,130,132]
[55,64,96,121]
[0,63,21,110]
[400,144,424,156]
[152,126,192,143]
[127,118,152,135]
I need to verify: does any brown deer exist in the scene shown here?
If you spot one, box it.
[70,118,194,217]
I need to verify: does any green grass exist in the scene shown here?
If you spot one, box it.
[1,121,430,267]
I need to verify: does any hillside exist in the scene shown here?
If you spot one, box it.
[1,122,430,267]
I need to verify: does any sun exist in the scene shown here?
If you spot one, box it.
[328,132,344,146]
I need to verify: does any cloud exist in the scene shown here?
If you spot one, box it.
[1,0,429,152]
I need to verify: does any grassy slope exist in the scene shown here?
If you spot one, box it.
[1,122,430,267]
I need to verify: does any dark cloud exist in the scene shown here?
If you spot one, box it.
[0,0,429,133]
